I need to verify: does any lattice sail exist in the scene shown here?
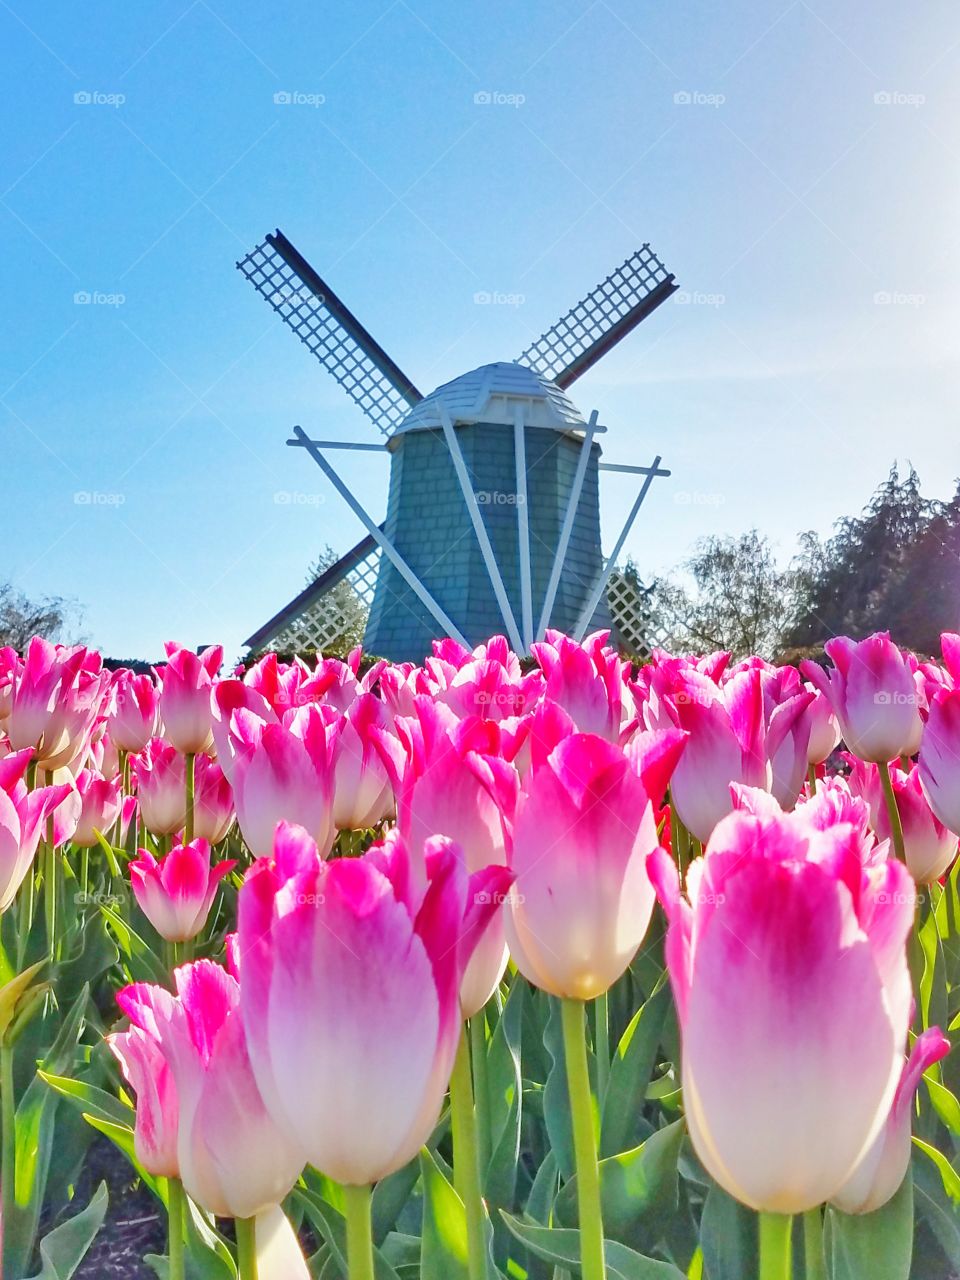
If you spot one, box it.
[606,567,667,660]
[518,246,676,388]
[237,232,421,437]
[252,542,383,655]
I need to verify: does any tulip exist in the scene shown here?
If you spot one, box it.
[0,646,18,720]
[530,629,624,740]
[129,839,235,943]
[386,697,518,1017]
[332,693,395,830]
[504,733,662,1000]
[132,740,186,837]
[107,670,160,752]
[666,667,810,842]
[106,1023,180,1177]
[830,1028,950,1214]
[801,633,922,763]
[230,704,340,857]
[241,652,309,716]
[648,796,915,1214]
[71,769,124,848]
[157,643,223,755]
[873,763,958,883]
[804,684,841,765]
[7,639,108,772]
[210,680,278,784]
[237,822,511,1186]
[193,756,235,844]
[117,961,305,1219]
[0,749,74,911]
[918,689,960,837]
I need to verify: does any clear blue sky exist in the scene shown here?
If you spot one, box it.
[3,0,958,661]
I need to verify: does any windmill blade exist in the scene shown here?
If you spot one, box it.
[237,230,422,436]
[517,245,677,389]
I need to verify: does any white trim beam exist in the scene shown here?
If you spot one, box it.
[535,409,599,640]
[572,455,665,641]
[513,404,533,650]
[287,426,470,646]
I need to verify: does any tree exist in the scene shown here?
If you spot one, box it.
[0,583,80,651]
[302,545,369,653]
[648,530,795,660]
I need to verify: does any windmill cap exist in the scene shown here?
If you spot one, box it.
[389,361,594,444]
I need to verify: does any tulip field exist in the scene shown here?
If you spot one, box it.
[1,630,960,1280]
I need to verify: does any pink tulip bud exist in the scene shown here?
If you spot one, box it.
[874,763,958,883]
[118,962,305,1218]
[7,639,108,772]
[129,839,235,942]
[667,668,810,842]
[801,633,922,763]
[107,670,159,753]
[648,797,915,1214]
[230,705,341,857]
[106,1024,180,1178]
[504,733,661,999]
[241,652,309,716]
[0,647,19,721]
[131,739,186,837]
[918,689,960,838]
[804,684,841,765]
[332,694,395,830]
[157,642,223,755]
[530,629,624,740]
[71,769,123,848]
[193,756,235,844]
[237,823,511,1185]
[0,749,74,911]
[830,1027,950,1214]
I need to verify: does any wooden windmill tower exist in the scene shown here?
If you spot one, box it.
[239,231,676,661]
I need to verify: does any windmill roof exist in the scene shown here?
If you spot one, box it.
[390,362,589,440]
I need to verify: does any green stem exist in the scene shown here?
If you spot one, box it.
[1,1041,15,1280]
[167,1178,186,1280]
[235,1213,258,1280]
[802,1208,825,1280]
[43,796,58,960]
[450,1024,487,1280]
[807,764,817,795]
[470,1011,491,1177]
[561,997,605,1280]
[184,753,196,844]
[595,992,610,1104]
[878,759,906,862]
[343,1182,374,1280]
[758,1212,792,1280]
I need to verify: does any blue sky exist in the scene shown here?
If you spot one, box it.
[2,0,958,661]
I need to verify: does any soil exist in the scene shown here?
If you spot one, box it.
[73,1136,166,1279]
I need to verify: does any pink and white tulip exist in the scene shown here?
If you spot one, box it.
[157,642,223,755]
[132,740,186,837]
[332,693,395,830]
[505,733,662,1000]
[0,750,74,911]
[802,634,922,764]
[118,961,305,1218]
[129,839,235,942]
[193,756,235,844]
[918,689,960,838]
[649,796,915,1213]
[237,822,512,1184]
[106,1023,180,1178]
[71,769,124,847]
[106,670,159,753]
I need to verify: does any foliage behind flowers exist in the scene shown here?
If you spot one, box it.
[0,628,958,1278]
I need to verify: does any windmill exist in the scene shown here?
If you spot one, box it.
[239,229,676,662]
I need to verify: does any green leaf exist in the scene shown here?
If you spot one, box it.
[601,979,670,1158]
[919,909,948,1033]
[294,1186,401,1280]
[925,1076,960,1137]
[825,1168,913,1280]
[99,905,168,983]
[914,1150,960,1268]
[484,978,524,1209]
[556,1120,685,1247]
[38,1070,136,1131]
[913,1137,960,1203]
[526,1150,560,1225]
[499,1212,685,1279]
[81,1115,164,1201]
[419,1144,470,1280]
[25,1181,108,1280]
[698,1184,756,1280]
